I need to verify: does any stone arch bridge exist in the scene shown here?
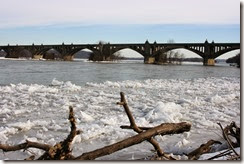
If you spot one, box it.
[0,40,240,66]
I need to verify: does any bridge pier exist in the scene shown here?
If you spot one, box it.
[33,54,43,59]
[205,58,215,66]
[203,57,215,66]
[63,55,74,61]
[144,57,155,64]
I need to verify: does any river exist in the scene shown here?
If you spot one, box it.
[0,58,240,160]
[0,59,240,86]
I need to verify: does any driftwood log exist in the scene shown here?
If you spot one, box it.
[75,122,191,160]
[0,92,191,160]
[117,92,184,160]
[76,92,191,160]
[187,140,222,160]
[187,121,240,160]
[217,122,240,159]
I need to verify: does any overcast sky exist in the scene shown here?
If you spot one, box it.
[0,0,240,28]
[0,0,241,58]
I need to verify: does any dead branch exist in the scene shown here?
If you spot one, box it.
[0,102,190,160]
[5,92,232,161]
[117,92,180,160]
[0,106,81,160]
[217,122,239,157]
[0,140,51,152]
[120,125,152,130]
[227,155,241,160]
[38,106,81,160]
[75,122,191,160]
[116,92,142,132]
[221,121,240,147]
[187,140,222,160]
[207,149,232,160]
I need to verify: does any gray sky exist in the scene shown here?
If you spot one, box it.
[0,0,240,28]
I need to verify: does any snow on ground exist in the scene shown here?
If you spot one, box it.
[0,77,240,160]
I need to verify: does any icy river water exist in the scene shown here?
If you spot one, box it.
[0,59,240,160]
[0,59,240,86]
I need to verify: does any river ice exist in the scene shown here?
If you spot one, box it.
[0,77,240,160]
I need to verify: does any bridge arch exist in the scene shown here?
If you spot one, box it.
[44,49,62,60]
[67,47,96,56]
[111,48,145,60]
[0,49,7,57]
[72,48,93,59]
[154,46,205,59]
[33,48,62,60]
[154,48,205,61]
[64,47,100,61]
[215,49,240,62]
[3,47,32,58]
[214,48,240,59]
[111,46,146,57]
[18,49,32,58]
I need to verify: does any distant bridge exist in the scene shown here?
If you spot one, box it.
[0,40,240,65]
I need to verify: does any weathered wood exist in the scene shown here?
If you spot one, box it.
[187,140,222,160]
[117,92,187,160]
[0,140,51,152]
[222,122,240,147]
[0,92,193,161]
[217,122,239,157]
[38,106,81,160]
[117,92,142,132]
[207,149,232,160]
[117,92,164,157]
[120,125,152,130]
[75,122,191,160]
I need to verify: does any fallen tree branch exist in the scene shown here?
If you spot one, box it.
[117,92,181,160]
[0,140,51,152]
[227,155,241,160]
[207,149,232,160]
[187,140,222,160]
[38,106,81,160]
[221,121,240,147]
[120,125,152,130]
[0,106,81,160]
[75,122,191,160]
[5,92,236,161]
[117,92,162,157]
[217,122,239,157]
